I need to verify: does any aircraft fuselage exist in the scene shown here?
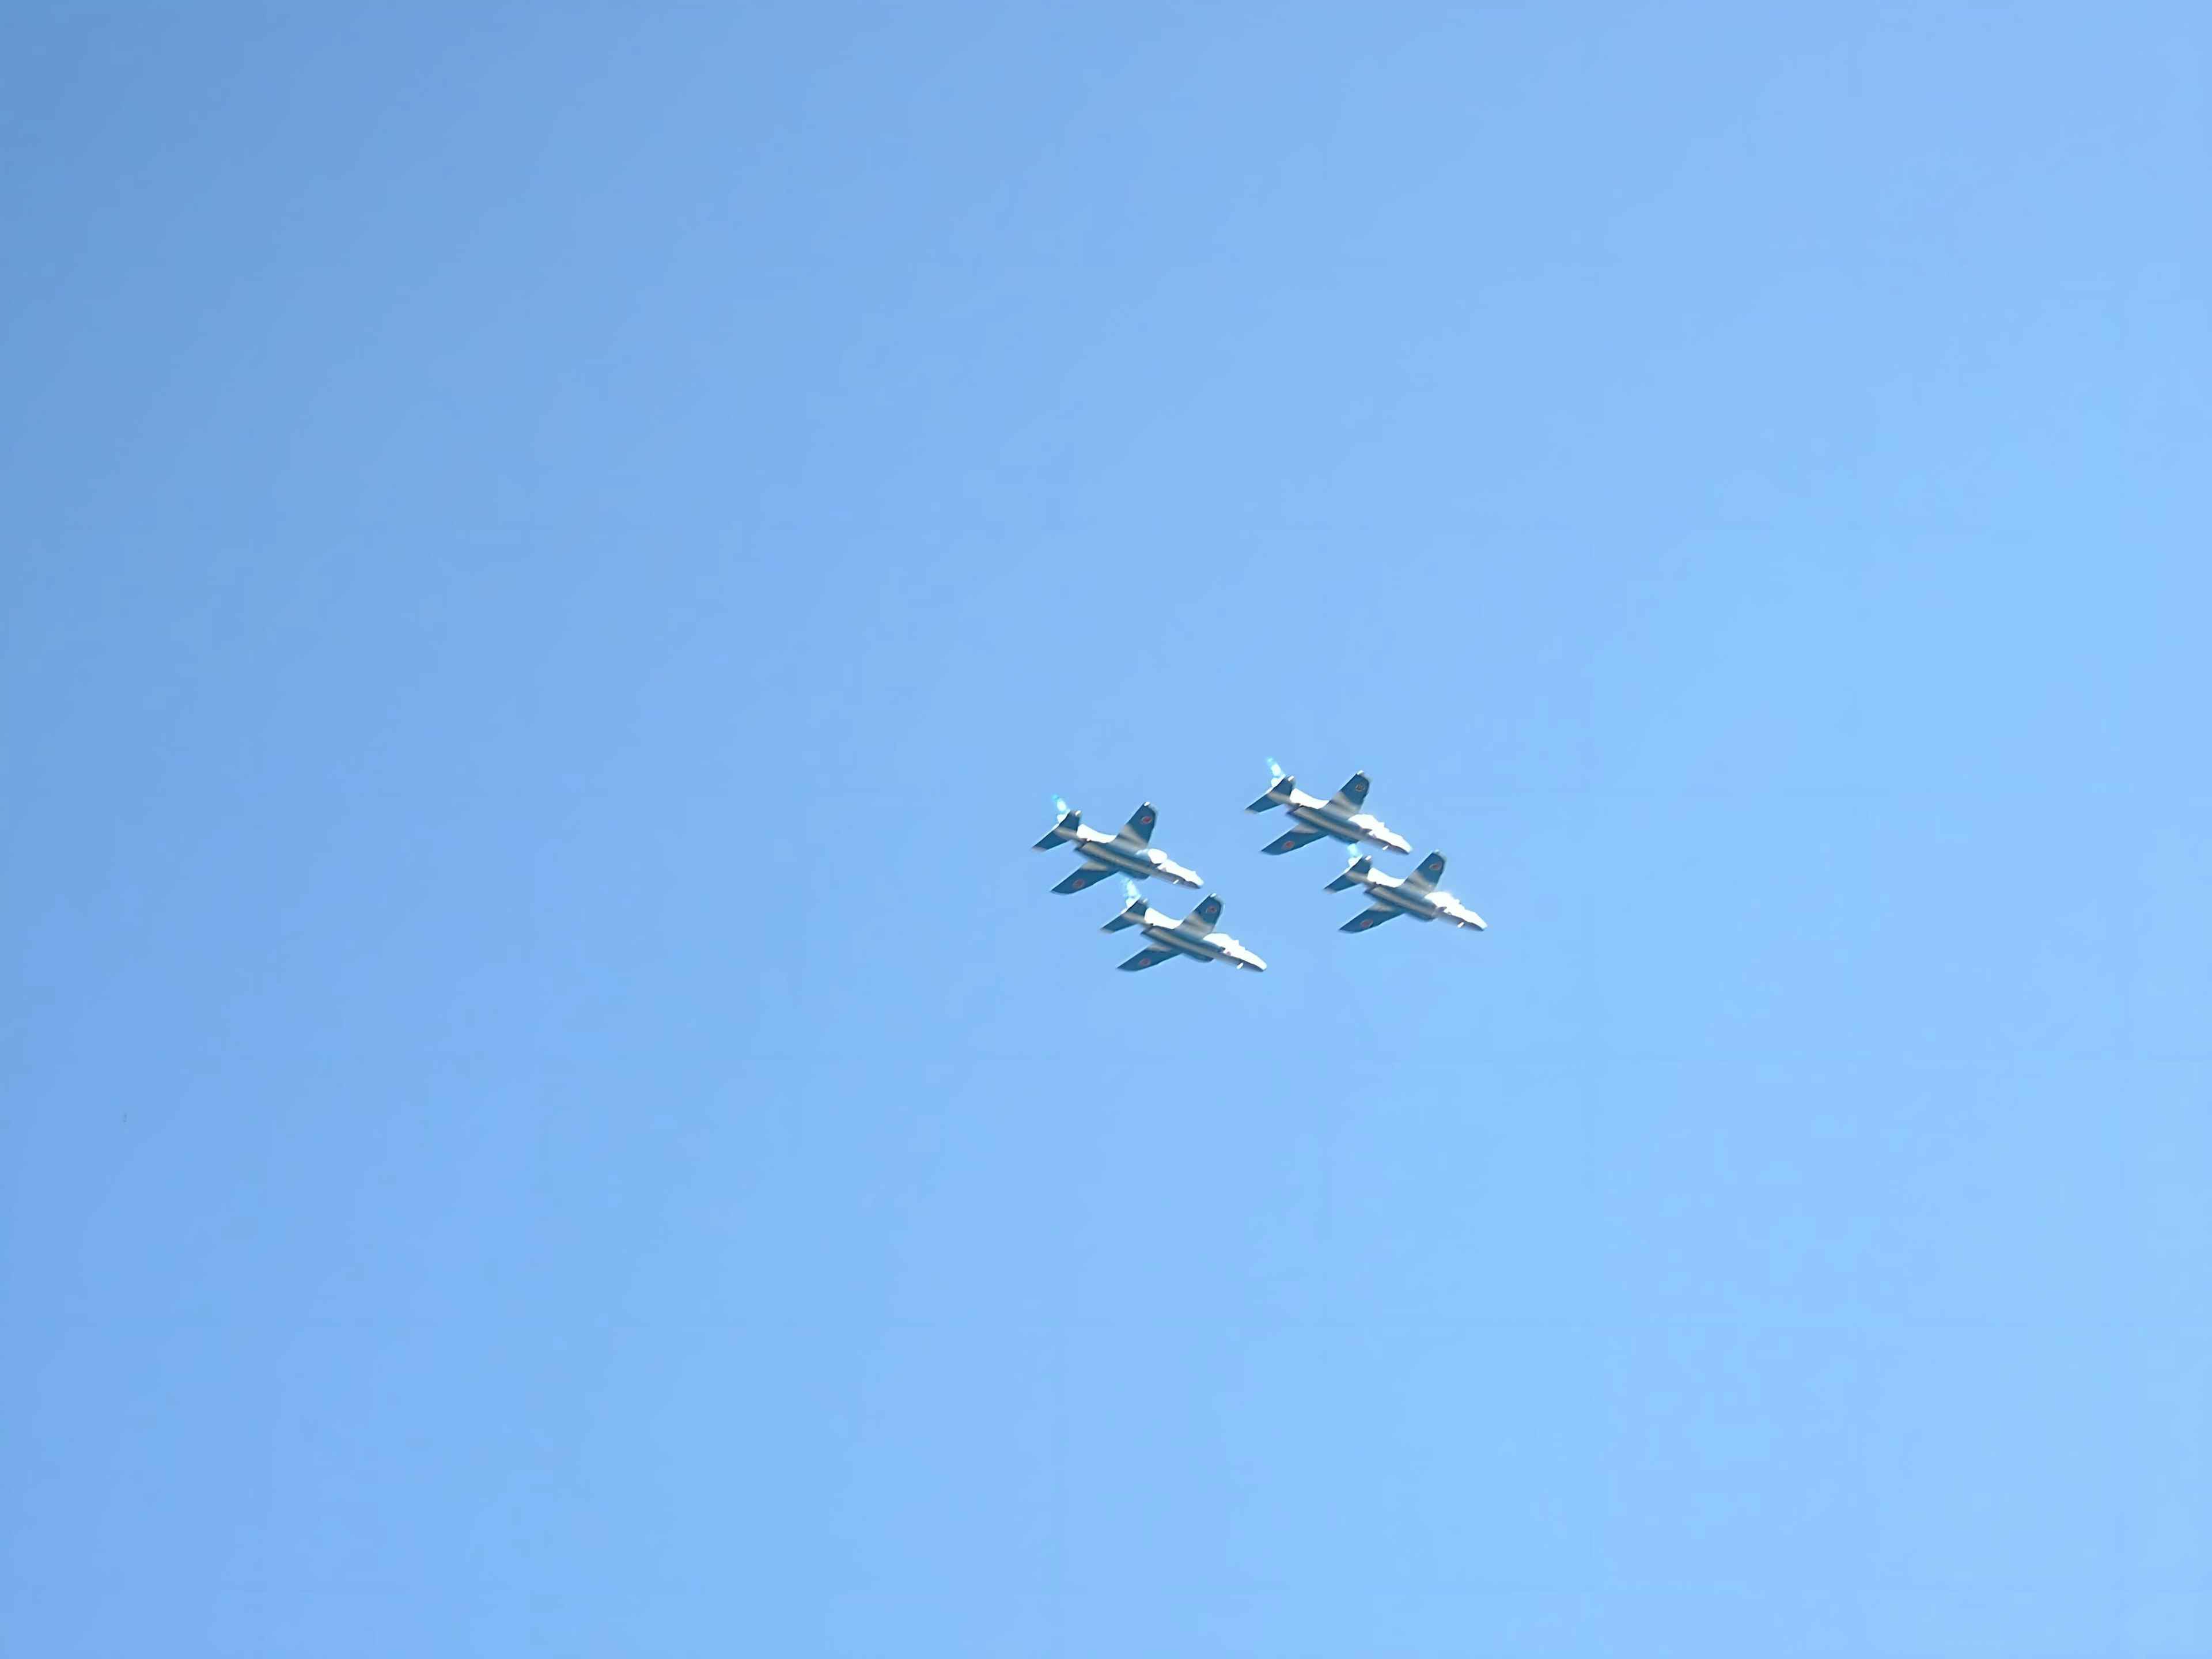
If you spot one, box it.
[1131,910,1268,969]
[1064,827,1202,887]
[1352,871,1486,928]
[1283,791,1413,855]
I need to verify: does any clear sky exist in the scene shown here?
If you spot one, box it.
[3,5,2209,1655]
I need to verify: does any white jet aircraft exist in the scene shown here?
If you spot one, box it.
[1102,882,1267,972]
[1327,850,1486,933]
[1033,798,1202,893]
[1245,762,1412,857]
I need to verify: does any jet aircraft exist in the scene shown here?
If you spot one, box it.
[1245,763,1413,857]
[1327,850,1487,933]
[1102,882,1267,972]
[1033,798,1202,893]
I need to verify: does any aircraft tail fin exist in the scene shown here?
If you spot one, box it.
[1033,799,1081,849]
[1246,760,1294,813]
[1101,881,1147,931]
[1325,854,1373,892]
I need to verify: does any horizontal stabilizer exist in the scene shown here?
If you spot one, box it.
[1101,885,1147,931]
[1325,854,1373,892]
[1032,807,1080,849]
[1246,768,1294,813]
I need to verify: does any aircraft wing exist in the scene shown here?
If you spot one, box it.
[1406,851,1446,891]
[1341,904,1402,933]
[1260,828,1331,855]
[1052,862,1118,894]
[1186,894,1223,930]
[1326,771,1371,812]
[1115,802,1157,847]
[1118,945,1180,971]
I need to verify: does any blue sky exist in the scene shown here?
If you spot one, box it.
[3,5,2209,1654]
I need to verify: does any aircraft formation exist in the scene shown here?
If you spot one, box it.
[1034,762,1486,973]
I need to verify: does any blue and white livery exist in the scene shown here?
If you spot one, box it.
[1327,850,1486,933]
[1101,884,1267,972]
[1033,799,1202,893]
[1245,762,1413,857]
